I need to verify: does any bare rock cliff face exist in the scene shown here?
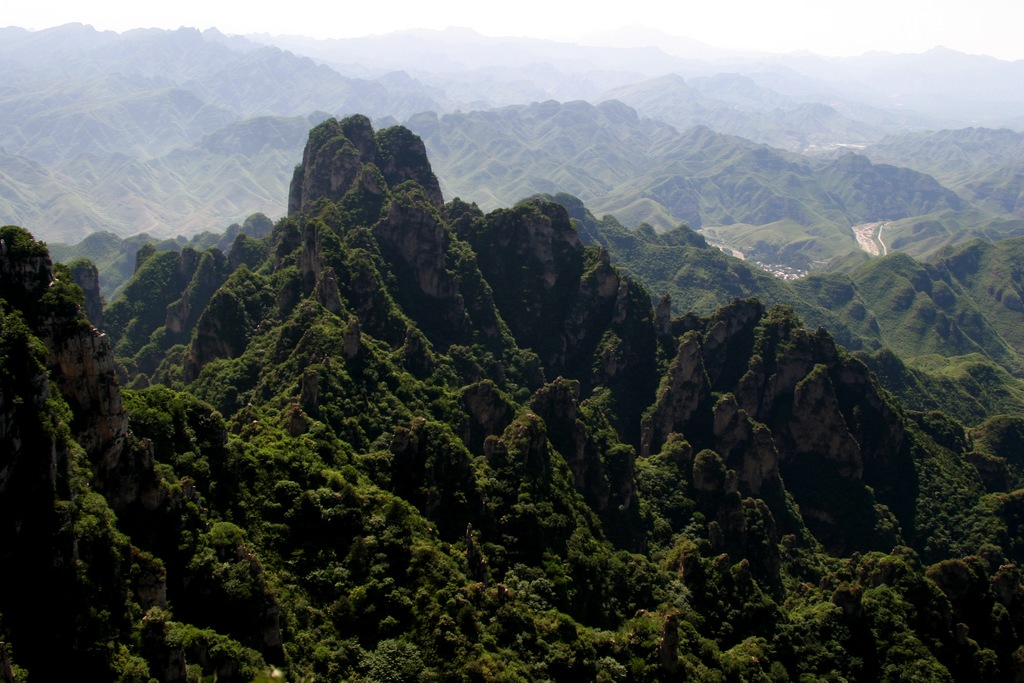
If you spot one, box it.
[460,381,517,455]
[642,331,712,458]
[68,258,104,328]
[643,299,909,553]
[1,229,144,508]
[374,184,460,304]
[288,115,377,217]
[39,316,129,471]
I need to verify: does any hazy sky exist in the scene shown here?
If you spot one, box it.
[5,0,1023,60]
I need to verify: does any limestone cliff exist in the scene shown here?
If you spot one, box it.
[0,226,144,508]
[456,198,658,443]
[643,299,910,553]
[68,258,104,328]
[288,115,443,217]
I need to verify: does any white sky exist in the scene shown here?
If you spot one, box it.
[4,0,1023,61]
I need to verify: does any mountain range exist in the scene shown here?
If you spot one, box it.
[406,101,1020,269]
[4,114,1024,680]
[3,22,1023,265]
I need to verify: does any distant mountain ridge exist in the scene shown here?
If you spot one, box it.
[602,73,886,152]
[407,100,1003,267]
[2,22,1023,253]
[862,128,1024,218]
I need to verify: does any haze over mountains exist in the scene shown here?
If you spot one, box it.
[2,22,1023,270]
[7,109,1024,680]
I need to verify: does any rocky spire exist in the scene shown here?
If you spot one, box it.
[287,114,443,217]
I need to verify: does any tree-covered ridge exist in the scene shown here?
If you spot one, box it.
[548,195,1024,426]
[3,116,1024,681]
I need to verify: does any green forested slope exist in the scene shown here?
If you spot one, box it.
[549,196,1024,424]
[4,118,1024,681]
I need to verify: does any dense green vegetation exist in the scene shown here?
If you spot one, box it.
[4,116,1024,682]
[545,195,1024,427]
[49,213,274,301]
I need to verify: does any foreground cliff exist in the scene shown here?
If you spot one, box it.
[2,116,1024,681]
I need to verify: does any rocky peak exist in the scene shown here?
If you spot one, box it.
[375,125,444,210]
[700,298,763,390]
[288,115,378,217]
[641,331,712,458]
[460,381,516,455]
[287,115,443,217]
[643,300,910,553]
[68,259,104,328]
[528,378,632,517]
[0,228,52,309]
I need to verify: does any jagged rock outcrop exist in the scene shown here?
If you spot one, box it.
[710,394,780,495]
[486,413,552,482]
[39,315,131,479]
[288,115,443,217]
[458,198,658,443]
[643,299,910,553]
[343,315,361,359]
[642,331,712,458]
[0,226,147,507]
[313,266,345,315]
[529,377,637,516]
[532,380,608,500]
[459,380,516,455]
[165,250,227,336]
[68,258,104,328]
[658,612,680,674]
[186,293,248,379]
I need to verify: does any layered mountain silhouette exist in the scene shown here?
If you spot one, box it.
[4,23,1023,263]
[409,100,1012,268]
